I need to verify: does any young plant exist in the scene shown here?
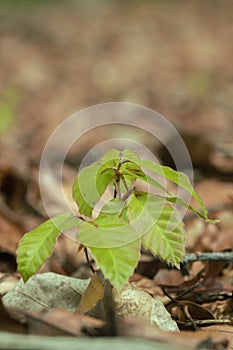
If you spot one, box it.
[17,149,216,290]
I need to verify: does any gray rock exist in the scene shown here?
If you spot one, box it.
[2,272,90,323]
[114,283,179,331]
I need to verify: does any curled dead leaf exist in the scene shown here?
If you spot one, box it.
[75,271,104,315]
[25,308,104,336]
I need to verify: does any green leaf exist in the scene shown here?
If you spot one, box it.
[89,240,140,290]
[77,214,140,248]
[121,167,170,194]
[138,159,210,221]
[100,198,126,216]
[122,149,141,163]
[119,150,171,195]
[127,193,185,267]
[72,162,115,218]
[127,192,165,235]
[159,195,219,223]
[17,213,81,282]
[100,149,120,164]
[142,207,185,268]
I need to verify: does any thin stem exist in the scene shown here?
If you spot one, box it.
[113,152,124,199]
[117,151,124,170]
[162,287,198,331]
[121,175,129,192]
[176,277,205,300]
[113,179,121,199]
[84,247,95,273]
[121,185,135,201]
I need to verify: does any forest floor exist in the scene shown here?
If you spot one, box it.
[0,1,232,349]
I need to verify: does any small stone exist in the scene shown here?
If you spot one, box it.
[114,283,179,331]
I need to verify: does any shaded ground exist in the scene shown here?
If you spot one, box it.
[0,1,232,349]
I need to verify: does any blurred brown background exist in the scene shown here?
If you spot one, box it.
[0,0,232,163]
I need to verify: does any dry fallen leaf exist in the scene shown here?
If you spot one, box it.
[0,214,22,256]
[168,300,215,325]
[75,271,104,315]
[153,269,184,287]
[0,273,19,295]
[0,298,26,334]
[118,316,230,350]
[25,308,104,336]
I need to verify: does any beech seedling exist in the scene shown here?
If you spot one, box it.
[17,149,216,290]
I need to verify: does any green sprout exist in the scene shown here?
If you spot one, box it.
[17,149,216,290]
